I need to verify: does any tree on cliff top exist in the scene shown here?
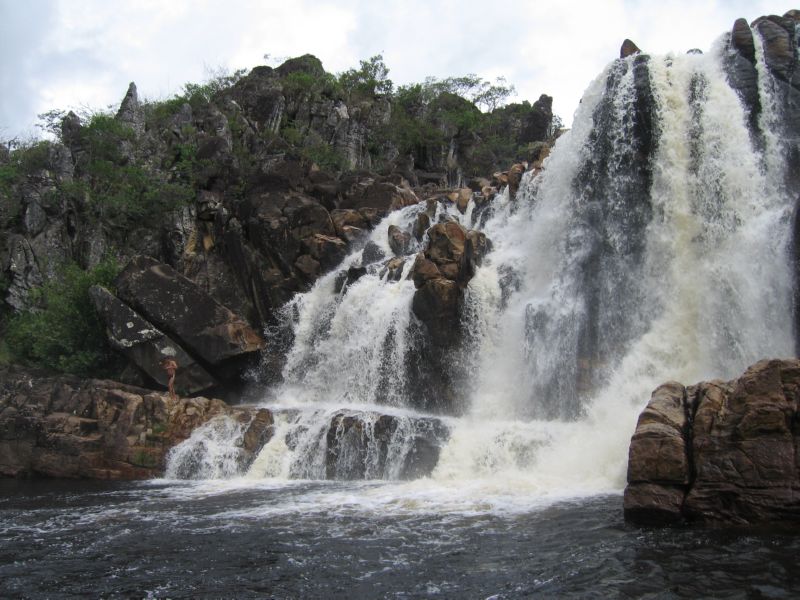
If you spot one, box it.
[338,54,394,98]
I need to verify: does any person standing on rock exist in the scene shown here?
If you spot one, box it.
[160,358,179,400]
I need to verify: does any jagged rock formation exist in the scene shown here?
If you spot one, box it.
[625,359,800,525]
[725,12,800,189]
[0,53,553,391]
[0,366,273,479]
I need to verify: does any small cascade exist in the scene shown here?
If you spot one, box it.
[165,416,250,480]
[245,407,450,481]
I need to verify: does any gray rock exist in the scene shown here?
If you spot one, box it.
[89,285,217,394]
[116,82,145,137]
[114,256,265,375]
[5,235,43,311]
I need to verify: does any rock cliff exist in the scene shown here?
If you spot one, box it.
[0,54,554,396]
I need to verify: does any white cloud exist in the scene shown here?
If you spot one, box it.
[0,0,793,138]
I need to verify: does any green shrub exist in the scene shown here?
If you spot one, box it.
[81,114,135,164]
[0,163,20,224]
[5,258,123,377]
[338,54,393,99]
[14,141,52,172]
[301,143,346,171]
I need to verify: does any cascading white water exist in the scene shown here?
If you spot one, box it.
[165,416,249,480]
[433,38,794,493]
[167,34,796,507]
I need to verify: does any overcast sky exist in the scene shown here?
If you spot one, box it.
[0,0,791,140]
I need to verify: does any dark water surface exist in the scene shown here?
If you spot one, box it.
[1,479,799,599]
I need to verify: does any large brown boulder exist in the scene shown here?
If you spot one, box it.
[625,359,800,525]
[339,173,420,212]
[0,368,273,479]
[620,39,641,58]
[114,256,264,378]
[408,221,491,351]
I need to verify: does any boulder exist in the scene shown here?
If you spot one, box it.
[331,208,370,241]
[388,224,411,256]
[301,233,348,272]
[411,278,461,346]
[114,256,264,376]
[88,285,217,394]
[409,253,441,288]
[381,257,406,281]
[339,175,420,212]
[730,18,756,63]
[625,359,800,526]
[426,222,466,268]
[413,212,431,241]
[507,163,526,200]
[447,188,472,214]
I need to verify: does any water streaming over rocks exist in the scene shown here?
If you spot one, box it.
[166,34,797,513]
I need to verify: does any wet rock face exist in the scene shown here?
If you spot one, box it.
[0,368,272,479]
[408,221,491,350]
[625,359,800,526]
[324,411,450,480]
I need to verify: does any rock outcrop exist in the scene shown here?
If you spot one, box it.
[114,255,265,381]
[89,285,217,394]
[0,367,273,479]
[625,359,800,525]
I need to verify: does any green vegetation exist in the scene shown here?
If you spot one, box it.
[0,54,554,379]
[338,54,393,99]
[181,67,248,108]
[4,258,122,376]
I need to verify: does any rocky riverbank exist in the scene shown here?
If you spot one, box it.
[0,366,273,479]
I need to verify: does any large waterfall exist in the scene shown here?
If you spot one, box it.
[167,33,796,508]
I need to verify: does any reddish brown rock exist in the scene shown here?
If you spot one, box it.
[0,368,273,479]
[447,188,472,214]
[409,253,442,288]
[625,359,800,526]
[301,233,348,272]
[507,163,526,200]
[388,224,412,256]
[413,212,431,241]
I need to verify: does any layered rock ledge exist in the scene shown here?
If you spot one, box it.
[624,359,800,525]
[0,367,272,479]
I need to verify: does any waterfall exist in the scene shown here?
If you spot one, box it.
[167,35,796,498]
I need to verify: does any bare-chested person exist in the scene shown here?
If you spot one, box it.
[160,357,179,400]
